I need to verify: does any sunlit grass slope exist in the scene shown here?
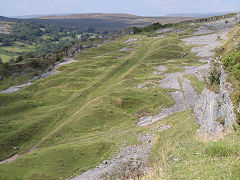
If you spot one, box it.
[1,23,234,180]
[148,110,240,179]
[0,31,195,179]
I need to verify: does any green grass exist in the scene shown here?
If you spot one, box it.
[0,43,35,62]
[0,22,239,180]
[149,110,240,180]
[1,45,35,53]
[0,142,115,180]
[184,74,205,94]
[0,33,183,179]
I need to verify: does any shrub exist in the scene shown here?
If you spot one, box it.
[222,54,235,70]
[208,66,221,85]
[221,52,240,73]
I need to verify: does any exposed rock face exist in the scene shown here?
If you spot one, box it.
[152,65,167,75]
[195,88,224,137]
[66,44,100,57]
[156,125,171,132]
[182,17,237,139]
[67,28,137,57]
[237,12,240,23]
[194,65,236,140]
[156,28,173,34]
[184,14,237,24]
[119,47,132,51]
[124,38,138,43]
[193,26,214,35]
[117,27,136,35]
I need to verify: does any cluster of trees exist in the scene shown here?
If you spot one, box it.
[0,22,94,57]
[0,22,85,45]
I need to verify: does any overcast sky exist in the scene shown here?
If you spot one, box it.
[1,0,240,17]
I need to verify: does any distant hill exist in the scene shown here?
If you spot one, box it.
[167,11,238,18]
[0,16,18,22]
[0,13,192,32]
[9,13,75,19]
[31,13,191,32]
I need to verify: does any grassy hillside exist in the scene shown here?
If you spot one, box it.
[0,19,239,180]
[0,23,199,179]
[149,110,240,179]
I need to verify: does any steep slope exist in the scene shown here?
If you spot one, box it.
[0,15,239,180]
[0,33,177,179]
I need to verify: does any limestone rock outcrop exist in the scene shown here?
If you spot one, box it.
[194,65,236,140]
